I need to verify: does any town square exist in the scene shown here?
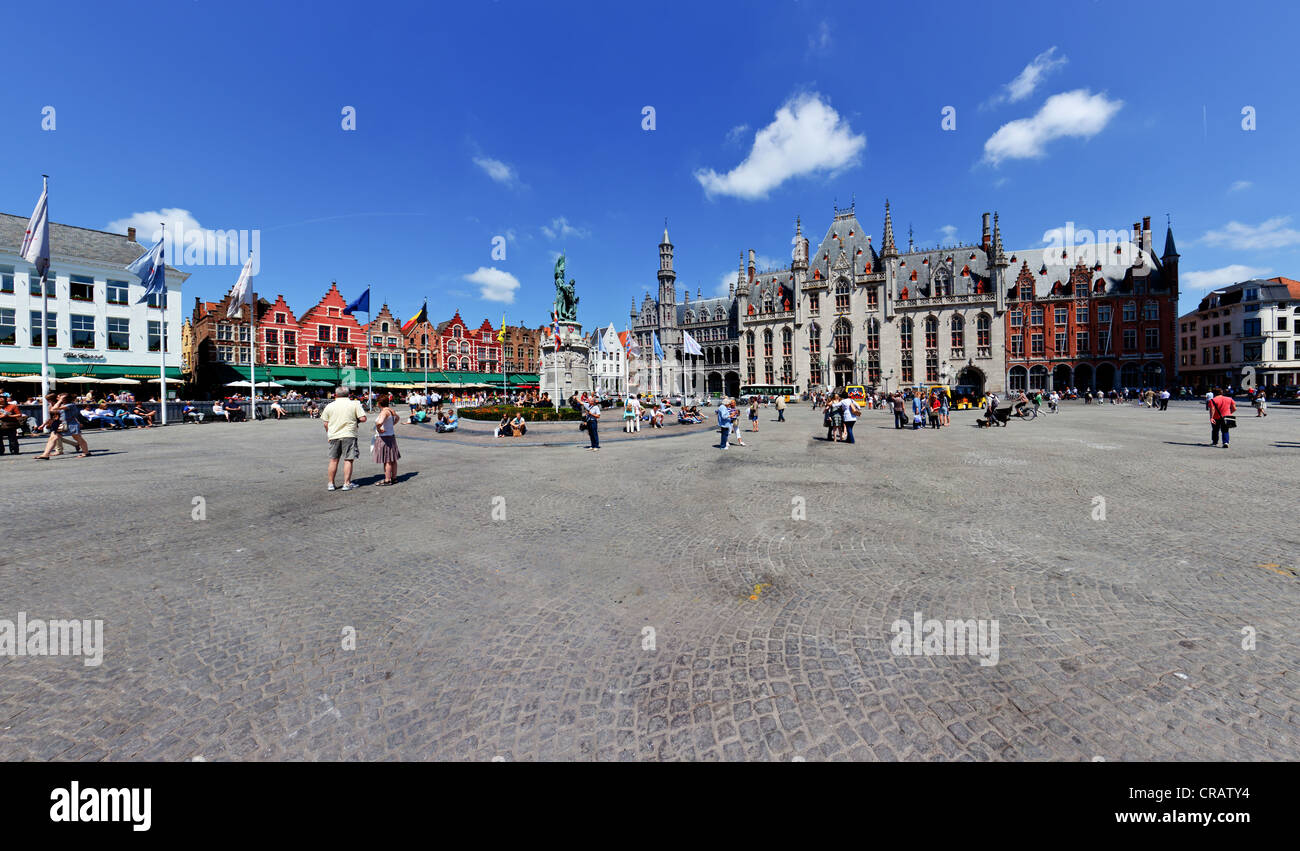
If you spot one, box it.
[1,0,1298,785]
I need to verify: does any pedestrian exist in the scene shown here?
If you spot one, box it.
[1208,387,1237,449]
[911,391,924,430]
[748,397,759,432]
[624,394,641,433]
[776,394,786,422]
[1254,389,1268,417]
[928,392,941,429]
[585,396,601,451]
[716,396,733,449]
[1158,388,1170,411]
[842,392,860,443]
[0,392,23,455]
[939,390,950,426]
[322,385,367,490]
[34,393,90,460]
[371,393,401,485]
[729,398,746,445]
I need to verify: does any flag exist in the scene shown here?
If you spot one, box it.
[343,286,370,316]
[596,329,606,353]
[127,238,166,305]
[497,314,506,342]
[682,329,703,356]
[622,330,639,359]
[401,301,428,335]
[551,313,561,346]
[227,254,256,318]
[20,180,50,276]
[652,331,664,359]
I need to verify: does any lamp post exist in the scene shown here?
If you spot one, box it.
[883,368,895,395]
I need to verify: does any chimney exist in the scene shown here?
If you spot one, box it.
[1141,215,1152,255]
[981,213,991,249]
[1132,222,1141,245]
[127,226,136,242]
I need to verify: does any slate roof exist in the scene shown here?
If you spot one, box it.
[676,296,734,324]
[0,212,186,278]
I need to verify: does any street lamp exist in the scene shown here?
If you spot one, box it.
[883,368,895,395]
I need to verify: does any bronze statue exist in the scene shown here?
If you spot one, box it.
[553,254,579,321]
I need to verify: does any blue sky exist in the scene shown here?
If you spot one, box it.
[4,0,1298,327]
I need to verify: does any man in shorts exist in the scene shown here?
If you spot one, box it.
[322,386,367,491]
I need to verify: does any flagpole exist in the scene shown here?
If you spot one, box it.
[247,282,256,423]
[365,296,372,409]
[159,221,168,426]
[38,176,51,425]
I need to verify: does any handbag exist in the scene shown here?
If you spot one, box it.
[1222,415,1237,429]
[579,420,588,431]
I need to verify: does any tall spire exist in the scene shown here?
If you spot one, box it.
[992,212,1007,265]
[662,217,670,246]
[881,199,896,256]
[1162,215,1179,259]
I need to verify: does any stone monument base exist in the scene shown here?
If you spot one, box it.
[541,321,592,403]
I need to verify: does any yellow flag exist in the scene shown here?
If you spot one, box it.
[497,314,506,342]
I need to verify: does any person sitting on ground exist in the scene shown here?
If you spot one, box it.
[435,409,459,432]
[494,414,510,438]
[306,399,320,418]
[510,412,527,436]
[270,399,287,419]
[408,408,429,424]
[82,405,121,429]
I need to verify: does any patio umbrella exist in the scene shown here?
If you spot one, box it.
[97,377,140,385]
[64,375,104,383]
[144,376,184,384]
[255,381,284,388]
[225,380,254,388]
[1,375,54,383]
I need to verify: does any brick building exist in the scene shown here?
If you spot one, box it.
[364,304,405,371]
[296,282,368,372]
[436,311,500,373]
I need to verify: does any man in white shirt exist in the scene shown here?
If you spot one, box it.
[322,387,367,491]
[841,395,860,443]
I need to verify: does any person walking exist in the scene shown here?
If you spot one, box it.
[729,398,746,445]
[842,392,860,443]
[939,390,951,426]
[716,396,733,449]
[0,392,23,455]
[34,393,90,460]
[1158,388,1170,411]
[775,394,786,422]
[624,394,641,433]
[891,392,906,429]
[748,397,760,432]
[371,393,401,485]
[1208,387,1237,449]
[1254,389,1268,417]
[585,396,601,451]
[322,386,367,490]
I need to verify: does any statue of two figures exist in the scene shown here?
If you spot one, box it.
[553,255,579,322]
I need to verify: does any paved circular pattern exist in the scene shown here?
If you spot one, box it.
[0,401,1296,760]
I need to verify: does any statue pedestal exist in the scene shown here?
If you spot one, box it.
[541,322,592,401]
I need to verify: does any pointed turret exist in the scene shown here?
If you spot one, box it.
[1162,223,1178,261]
[881,200,897,257]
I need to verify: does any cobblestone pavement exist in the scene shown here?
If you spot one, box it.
[0,401,1296,761]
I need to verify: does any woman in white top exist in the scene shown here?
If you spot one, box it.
[371,393,401,485]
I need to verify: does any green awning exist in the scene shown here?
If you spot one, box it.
[0,362,182,380]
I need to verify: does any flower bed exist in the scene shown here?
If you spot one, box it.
[460,405,585,422]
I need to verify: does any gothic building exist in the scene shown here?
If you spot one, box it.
[630,201,1177,399]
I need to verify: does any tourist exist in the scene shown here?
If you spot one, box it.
[223,398,247,423]
[748,397,759,432]
[306,399,320,418]
[371,393,400,485]
[131,402,156,427]
[322,385,367,491]
[1254,389,1268,418]
[35,393,90,460]
[716,396,733,449]
[624,394,641,433]
[911,392,925,430]
[270,399,287,419]
[509,411,527,436]
[728,398,746,445]
[891,392,906,429]
[775,394,787,422]
[435,409,459,432]
[1208,387,1237,449]
[939,390,950,425]
[1158,388,1170,411]
[494,413,510,438]
[928,392,941,429]
[0,392,23,455]
[842,392,860,443]
[183,403,204,423]
[584,396,601,451]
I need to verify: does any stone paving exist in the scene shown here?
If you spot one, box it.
[0,400,1296,761]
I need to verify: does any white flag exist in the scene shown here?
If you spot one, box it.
[227,254,255,318]
[20,180,50,275]
[682,330,703,356]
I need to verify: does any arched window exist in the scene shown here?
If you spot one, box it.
[460,341,469,353]
[746,330,755,358]
[950,315,964,348]
[453,326,462,338]
[420,333,428,347]
[835,278,851,312]
[1009,366,1027,391]
[763,290,773,313]
[763,329,773,357]
[685,310,695,324]
[924,315,938,349]
[899,317,913,349]
[866,318,879,351]
[808,324,821,358]
[833,319,852,355]
[976,313,991,350]
[381,322,389,333]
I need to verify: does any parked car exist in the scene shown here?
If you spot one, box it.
[1279,385,1300,405]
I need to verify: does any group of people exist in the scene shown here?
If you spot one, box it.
[322,387,403,489]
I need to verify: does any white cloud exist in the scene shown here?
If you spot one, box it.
[464,266,521,303]
[808,20,831,51]
[1183,264,1273,293]
[725,124,749,144]
[939,225,958,242]
[472,156,519,187]
[695,93,865,200]
[982,89,1123,165]
[1228,180,1253,193]
[1201,217,1300,250]
[988,47,1068,107]
[541,216,590,240]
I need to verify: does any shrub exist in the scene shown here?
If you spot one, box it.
[460,405,584,422]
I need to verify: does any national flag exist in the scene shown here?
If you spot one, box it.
[401,301,428,335]
[682,329,703,356]
[20,179,50,277]
[497,314,506,342]
[343,286,370,316]
[652,331,664,359]
[127,237,167,305]
[551,313,561,346]
[227,254,256,318]
[621,330,639,359]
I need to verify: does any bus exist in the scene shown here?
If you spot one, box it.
[739,384,794,402]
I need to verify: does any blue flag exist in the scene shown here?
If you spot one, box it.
[343,287,370,316]
[652,331,664,359]
[127,238,166,305]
